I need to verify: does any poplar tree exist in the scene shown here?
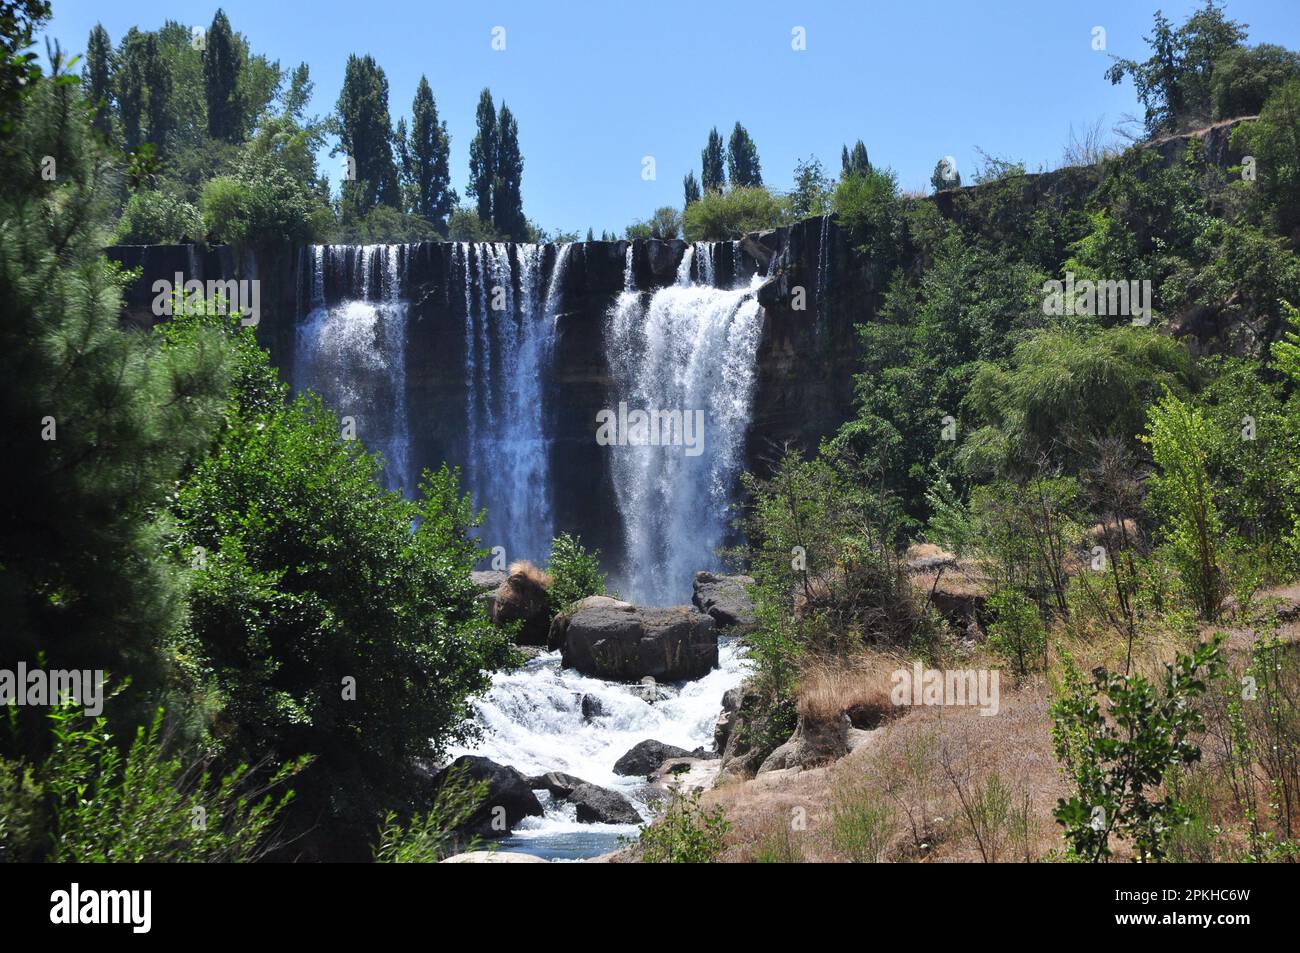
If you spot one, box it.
[83,23,113,136]
[410,76,454,233]
[492,101,526,239]
[203,9,241,141]
[727,122,762,187]
[701,126,726,192]
[336,53,401,219]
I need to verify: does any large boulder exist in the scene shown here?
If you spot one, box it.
[433,755,543,837]
[526,771,589,799]
[692,571,757,631]
[491,561,553,646]
[613,739,694,777]
[471,570,507,616]
[556,601,718,682]
[716,679,774,781]
[757,714,852,775]
[568,783,642,824]
[547,595,635,651]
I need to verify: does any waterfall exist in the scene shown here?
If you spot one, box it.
[294,244,411,494]
[604,243,765,606]
[816,214,832,325]
[457,242,569,564]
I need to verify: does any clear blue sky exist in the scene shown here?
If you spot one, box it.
[43,0,1300,237]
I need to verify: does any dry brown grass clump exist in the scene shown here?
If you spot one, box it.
[507,560,553,589]
[796,653,906,730]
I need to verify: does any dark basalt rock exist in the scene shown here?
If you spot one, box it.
[692,571,757,631]
[557,601,717,682]
[568,782,642,825]
[432,755,543,838]
[613,739,695,777]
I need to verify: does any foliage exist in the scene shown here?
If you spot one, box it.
[682,184,788,240]
[1142,393,1227,619]
[985,588,1047,676]
[791,155,834,219]
[1105,1,1247,135]
[727,121,762,187]
[638,787,730,863]
[701,126,726,193]
[1211,43,1300,119]
[335,52,401,220]
[832,167,902,266]
[546,533,609,613]
[1232,78,1300,235]
[45,704,302,862]
[627,206,681,240]
[1050,638,1224,862]
[828,773,894,862]
[373,763,488,862]
[115,187,202,243]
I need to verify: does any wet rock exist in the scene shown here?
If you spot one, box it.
[580,693,606,720]
[569,783,642,825]
[692,571,757,631]
[558,602,718,682]
[433,755,543,837]
[613,739,695,777]
[527,771,589,799]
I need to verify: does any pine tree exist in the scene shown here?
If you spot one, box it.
[83,24,112,137]
[203,9,241,141]
[492,102,526,239]
[410,76,454,233]
[467,87,497,224]
[683,170,701,207]
[335,53,401,221]
[841,140,870,178]
[701,126,726,192]
[727,122,762,187]
[586,227,594,241]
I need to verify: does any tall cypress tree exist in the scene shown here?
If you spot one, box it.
[335,53,401,220]
[701,127,726,193]
[203,9,240,141]
[115,29,148,152]
[467,88,497,224]
[410,75,454,233]
[83,24,113,137]
[683,170,701,207]
[492,102,526,240]
[142,33,172,150]
[727,122,762,187]
[841,140,870,178]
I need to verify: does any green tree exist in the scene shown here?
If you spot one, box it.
[841,139,870,177]
[1105,1,1246,135]
[467,87,497,223]
[335,53,401,221]
[492,101,526,239]
[203,9,241,141]
[409,75,454,233]
[282,61,312,120]
[701,126,726,193]
[791,156,832,218]
[683,169,700,207]
[682,185,787,240]
[82,23,112,136]
[142,32,172,151]
[1232,78,1300,235]
[546,533,609,613]
[114,28,149,151]
[1211,43,1300,119]
[727,121,762,187]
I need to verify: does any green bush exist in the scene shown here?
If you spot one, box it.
[373,763,488,862]
[546,532,609,614]
[682,185,788,240]
[638,787,730,863]
[828,774,895,862]
[114,188,202,243]
[832,168,902,266]
[1051,638,1224,862]
[986,589,1047,676]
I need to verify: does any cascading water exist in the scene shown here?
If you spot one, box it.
[604,244,765,606]
[456,242,569,563]
[449,638,746,860]
[295,244,412,493]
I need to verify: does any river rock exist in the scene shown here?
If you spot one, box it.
[434,755,543,837]
[580,693,606,720]
[527,771,589,798]
[568,783,642,824]
[757,714,852,775]
[613,739,695,776]
[491,561,553,646]
[692,571,757,630]
[556,602,718,682]
[442,850,549,863]
[547,595,635,651]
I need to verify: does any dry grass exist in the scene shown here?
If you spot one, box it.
[797,653,905,729]
[507,560,553,589]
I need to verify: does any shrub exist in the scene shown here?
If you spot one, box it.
[546,532,609,613]
[682,185,788,240]
[986,589,1047,676]
[1050,637,1224,862]
[373,763,489,862]
[20,703,303,862]
[1232,78,1300,235]
[828,773,895,862]
[638,787,730,863]
[114,188,202,243]
[832,168,902,267]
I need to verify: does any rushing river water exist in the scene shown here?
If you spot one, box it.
[448,636,746,860]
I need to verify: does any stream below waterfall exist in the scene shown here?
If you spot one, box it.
[448,636,747,860]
